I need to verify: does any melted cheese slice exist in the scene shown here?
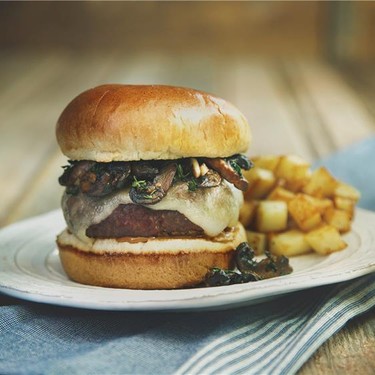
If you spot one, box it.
[62,181,243,244]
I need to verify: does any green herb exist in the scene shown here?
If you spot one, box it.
[176,164,184,179]
[188,179,198,191]
[132,177,148,189]
[175,163,190,180]
[229,160,243,177]
[175,163,199,192]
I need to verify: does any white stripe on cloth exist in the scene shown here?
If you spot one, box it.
[175,299,314,375]
[232,282,374,375]
[176,275,375,375]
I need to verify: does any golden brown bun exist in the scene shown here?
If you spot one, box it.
[56,84,251,162]
[56,224,246,289]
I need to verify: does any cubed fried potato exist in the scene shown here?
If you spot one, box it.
[323,208,352,233]
[252,155,281,172]
[304,195,334,214]
[239,200,258,228]
[269,230,312,257]
[256,201,288,232]
[246,230,267,255]
[275,155,311,192]
[334,182,361,202]
[334,196,355,216]
[305,225,347,255]
[302,167,338,198]
[243,167,276,199]
[241,154,359,258]
[287,217,299,230]
[267,186,296,202]
[288,194,322,231]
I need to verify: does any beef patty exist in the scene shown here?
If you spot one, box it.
[86,204,204,238]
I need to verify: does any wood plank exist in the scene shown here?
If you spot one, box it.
[147,54,215,94]
[3,147,65,225]
[0,52,57,94]
[327,2,375,63]
[338,64,375,120]
[100,52,171,85]
[299,310,375,374]
[0,51,124,225]
[0,2,322,56]
[281,61,337,158]
[290,61,375,150]
[223,58,315,160]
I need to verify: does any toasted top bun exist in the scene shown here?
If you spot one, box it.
[56,84,251,162]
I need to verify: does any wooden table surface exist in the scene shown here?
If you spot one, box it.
[0,52,374,373]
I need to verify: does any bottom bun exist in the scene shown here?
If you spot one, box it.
[57,224,246,289]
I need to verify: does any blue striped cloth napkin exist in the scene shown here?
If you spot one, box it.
[1,138,375,375]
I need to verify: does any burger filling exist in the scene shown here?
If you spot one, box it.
[86,204,204,238]
[59,155,253,244]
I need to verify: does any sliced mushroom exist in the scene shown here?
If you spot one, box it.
[131,162,159,180]
[203,157,249,191]
[81,162,131,197]
[200,163,209,177]
[197,170,222,188]
[235,242,258,273]
[58,160,95,187]
[155,163,177,192]
[129,182,165,205]
[191,158,201,178]
[129,163,177,205]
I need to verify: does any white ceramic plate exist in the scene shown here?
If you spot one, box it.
[1,209,375,311]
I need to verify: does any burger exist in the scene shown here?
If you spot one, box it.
[56,84,252,289]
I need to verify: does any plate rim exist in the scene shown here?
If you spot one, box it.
[0,208,375,311]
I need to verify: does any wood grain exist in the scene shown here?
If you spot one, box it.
[0,2,322,56]
[231,60,315,160]
[289,61,375,150]
[299,309,375,374]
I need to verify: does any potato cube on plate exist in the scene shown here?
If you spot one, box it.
[243,167,276,199]
[334,182,361,202]
[305,225,347,255]
[275,155,311,192]
[302,167,338,198]
[288,194,322,231]
[269,230,312,257]
[267,186,296,203]
[323,208,352,233]
[239,200,258,228]
[246,230,267,255]
[252,155,281,172]
[305,195,334,214]
[256,201,288,232]
[334,196,355,216]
